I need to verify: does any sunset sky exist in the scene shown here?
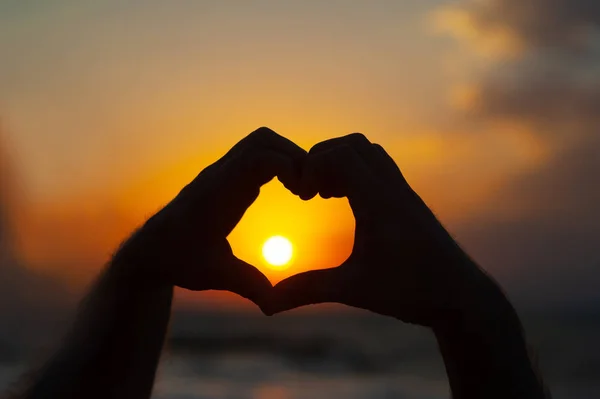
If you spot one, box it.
[1,0,598,307]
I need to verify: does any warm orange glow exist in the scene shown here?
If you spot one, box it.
[1,1,587,312]
[228,179,355,284]
[262,235,293,269]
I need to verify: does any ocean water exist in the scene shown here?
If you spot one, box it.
[1,309,599,399]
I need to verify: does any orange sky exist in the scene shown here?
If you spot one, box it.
[3,1,589,307]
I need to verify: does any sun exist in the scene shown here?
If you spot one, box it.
[262,235,293,269]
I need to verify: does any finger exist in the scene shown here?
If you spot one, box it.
[266,268,343,315]
[232,147,296,188]
[310,133,401,182]
[218,148,296,235]
[240,127,306,161]
[371,143,407,181]
[229,127,306,194]
[186,128,305,196]
[299,144,374,206]
[215,257,273,309]
[297,152,321,200]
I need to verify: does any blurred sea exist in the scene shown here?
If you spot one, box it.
[0,307,599,399]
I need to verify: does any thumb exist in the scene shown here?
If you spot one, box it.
[216,257,273,309]
[265,268,343,315]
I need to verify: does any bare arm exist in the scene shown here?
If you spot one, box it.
[269,133,549,398]
[432,261,549,398]
[9,256,173,399]
[5,127,306,399]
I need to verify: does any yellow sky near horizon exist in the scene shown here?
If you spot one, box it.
[0,1,553,298]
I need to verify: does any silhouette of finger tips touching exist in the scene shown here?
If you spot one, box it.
[310,133,397,181]
[231,148,295,188]
[300,144,373,203]
[239,127,306,194]
[297,153,322,200]
[225,134,304,201]
[245,127,306,160]
[299,150,342,200]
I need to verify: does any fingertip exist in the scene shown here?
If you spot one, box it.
[261,301,291,316]
[248,127,307,161]
[277,176,299,196]
[255,126,274,133]
[276,156,304,195]
[269,269,341,313]
[234,149,295,192]
[225,257,273,306]
[347,132,370,144]
[319,190,334,199]
[299,191,318,201]
[259,302,277,317]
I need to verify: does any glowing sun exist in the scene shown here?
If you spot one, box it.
[262,235,293,269]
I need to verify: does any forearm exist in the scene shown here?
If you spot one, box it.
[11,255,173,399]
[433,276,548,399]
[413,204,549,398]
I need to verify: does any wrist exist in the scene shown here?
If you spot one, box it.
[433,286,547,398]
[433,270,528,359]
[111,224,174,290]
[433,291,525,356]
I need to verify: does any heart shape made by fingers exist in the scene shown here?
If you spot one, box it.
[154,127,490,330]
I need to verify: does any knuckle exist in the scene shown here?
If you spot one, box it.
[308,141,328,154]
[250,126,277,141]
[334,143,357,160]
[347,132,370,144]
[372,143,385,152]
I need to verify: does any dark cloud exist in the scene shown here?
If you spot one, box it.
[440,0,600,304]
[506,133,600,215]
[462,0,600,51]
[456,0,600,131]
[447,0,600,128]
[457,133,600,305]
[469,70,600,131]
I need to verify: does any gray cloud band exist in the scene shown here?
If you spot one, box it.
[442,0,600,303]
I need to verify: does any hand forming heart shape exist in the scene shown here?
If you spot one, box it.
[266,132,499,328]
[10,127,546,399]
[119,127,501,328]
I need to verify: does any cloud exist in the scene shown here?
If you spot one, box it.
[433,0,600,205]
[435,0,600,57]
[437,0,600,128]
[456,132,600,302]
[459,71,600,143]
[434,0,600,303]
[431,6,523,58]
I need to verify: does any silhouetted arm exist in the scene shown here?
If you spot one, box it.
[5,127,306,399]
[8,251,173,399]
[432,261,549,399]
[269,133,550,398]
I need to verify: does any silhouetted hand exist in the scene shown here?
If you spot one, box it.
[268,134,501,327]
[117,127,306,307]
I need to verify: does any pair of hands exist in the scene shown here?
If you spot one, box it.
[119,127,495,328]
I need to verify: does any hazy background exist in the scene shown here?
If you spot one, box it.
[1,1,599,398]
